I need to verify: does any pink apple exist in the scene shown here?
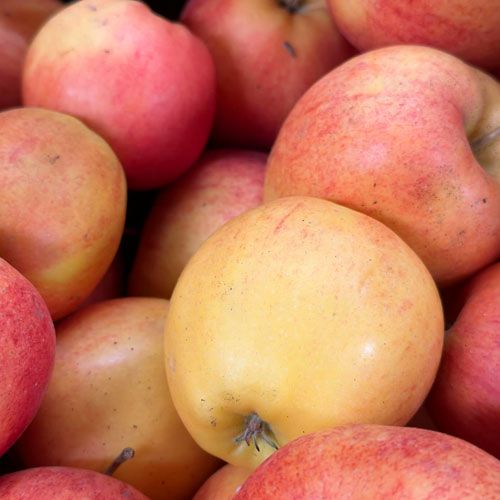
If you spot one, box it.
[193,464,251,500]
[23,0,216,190]
[0,107,126,320]
[265,45,500,286]
[235,425,500,498]
[427,261,500,459]
[181,0,354,150]
[0,0,61,110]
[327,0,500,71]
[0,256,55,457]
[0,466,147,499]
[14,297,222,500]
[129,149,266,299]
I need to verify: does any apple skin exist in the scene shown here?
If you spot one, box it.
[15,297,221,500]
[265,45,500,286]
[129,149,266,299]
[165,196,444,469]
[0,107,126,320]
[181,0,355,150]
[426,262,500,459]
[193,464,251,500]
[0,0,61,110]
[23,0,216,190]
[0,257,55,458]
[234,425,500,498]
[327,0,500,71]
[0,466,148,499]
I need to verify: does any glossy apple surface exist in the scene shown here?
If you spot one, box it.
[265,45,500,285]
[327,0,500,71]
[193,464,251,500]
[23,0,216,189]
[427,262,500,459]
[15,297,221,499]
[234,425,500,498]
[182,0,354,149]
[165,196,444,469]
[0,257,55,457]
[0,466,147,499]
[0,0,61,110]
[129,149,266,299]
[0,107,126,320]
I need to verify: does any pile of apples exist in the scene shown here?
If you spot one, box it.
[0,0,499,498]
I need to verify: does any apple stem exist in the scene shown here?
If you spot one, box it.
[471,125,500,153]
[234,412,279,452]
[104,447,135,476]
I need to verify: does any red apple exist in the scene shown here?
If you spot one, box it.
[0,0,61,110]
[181,0,354,150]
[0,256,55,457]
[129,149,266,299]
[193,464,251,500]
[0,107,126,320]
[15,298,221,500]
[265,45,500,286]
[427,261,500,459]
[327,0,500,71]
[0,466,147,499]
[235,425,500,498]
[23,0,216,190]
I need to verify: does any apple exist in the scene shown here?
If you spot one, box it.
[0,107,126,320]
[0,256,55,458]
[23,0,216,190]
[129,149,266,299]
[193,464,251,500]
[327,0,500,71]
[165,196,444,469]
[426,261,500,459]
[265,45,500,286]
[234,425,500,498]
[0,466,147,499]
[15,297,221,500]
[0,0,61,110]
[181,0,354,150]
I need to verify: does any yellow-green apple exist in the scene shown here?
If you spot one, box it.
[234,425,500,498]
[265,45,500,286]
[15,297,221,500]
[0,257,55,457]
[193,464,251,500]
[129,149,266,299]
[0,466,148,499]
[427,262,500,459]
[164,196,444,469]
[0,107,126,320]
[181,0,354,150]
[0,0,61,110]
[23,0,216,190]
[327,0,500,71]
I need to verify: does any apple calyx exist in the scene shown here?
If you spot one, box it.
[104,447,135,476]
[234,412,279,452]
[471,125,500,153]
